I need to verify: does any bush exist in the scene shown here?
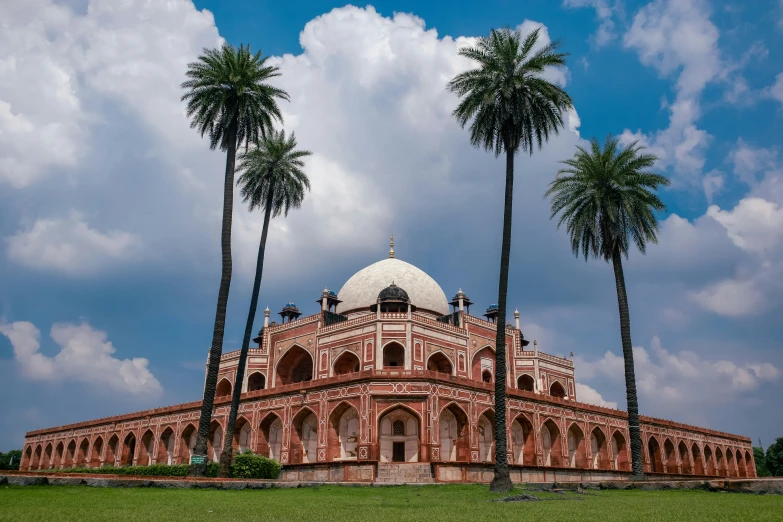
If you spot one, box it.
[230,451,281,479]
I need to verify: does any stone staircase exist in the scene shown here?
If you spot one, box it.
[375,463,435,484]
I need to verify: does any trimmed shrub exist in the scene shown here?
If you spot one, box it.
[230,451,281,479]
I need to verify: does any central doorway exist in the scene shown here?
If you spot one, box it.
[392,442,405,462]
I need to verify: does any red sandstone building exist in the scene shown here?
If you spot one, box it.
[21,244,756,482]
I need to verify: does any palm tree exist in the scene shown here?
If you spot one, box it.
[447,27,573,492]
[218,130,312,476]
[181,43,288,476]
[545,135,669,478]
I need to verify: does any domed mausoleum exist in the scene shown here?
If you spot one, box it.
[21,239,756,483]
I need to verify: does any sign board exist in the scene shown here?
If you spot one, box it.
[190,455,207,465]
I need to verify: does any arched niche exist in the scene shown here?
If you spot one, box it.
[678,441,692,474]
[259,413,283,461]
[704,445,715,475]
[139,430,155,466]
[692,443,704,475]
[477,410,495,463]
[566,424,586,468]
[276,346,313,386]
[471,346,495,383]
[90,437,104,467]
[157,427,175,465]
[517,374,535,392]
[648,436,663,473]
[208,421,223,463]
[426,351,453,375]
[328,402,359,461]
[663,438,677,473]
[382,342,405,369]
[612,431,629,471]
[43,443,53,470]
[590,427,608,470]
[179,424,197,463]
[216,378,232,398]
[550,381,566,399]
[54,442,64,469]
[541,419,562,467]
[333,351,361,376]
[121,433,135,466]
[379,407,419,462]
[234,417,252,454]
[291,408,318,464]
[511,414,535,466]
[76,438,90,467]
[439,404,468,462]
[247,372,266,392]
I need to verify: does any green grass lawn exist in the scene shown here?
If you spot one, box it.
[1,484,781,522]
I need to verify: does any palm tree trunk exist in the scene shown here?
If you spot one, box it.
[489,148,514,493]
[611,247,644,478]
[189,122,238,477]
[218,183,275,476]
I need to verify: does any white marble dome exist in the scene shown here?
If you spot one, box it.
[336,258,449,316]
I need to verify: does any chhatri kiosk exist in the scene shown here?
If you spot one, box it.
[22,240,755,483]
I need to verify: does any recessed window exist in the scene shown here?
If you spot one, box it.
[392,420,405,436]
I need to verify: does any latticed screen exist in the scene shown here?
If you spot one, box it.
[392,420,405,436]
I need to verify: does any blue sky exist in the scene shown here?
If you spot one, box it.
[1,0,782,451]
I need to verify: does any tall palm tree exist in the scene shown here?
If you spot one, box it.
[545,135,669,478]
[447,27,573,492]
[218,130,311,476]
[181,43,288,476]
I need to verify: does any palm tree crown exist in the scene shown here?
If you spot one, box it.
[181,43,288,150]
[448,27,573,155]
[237,130,312,215]
[546,136,670,261]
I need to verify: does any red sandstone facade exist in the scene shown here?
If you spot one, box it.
[21,254,756,482]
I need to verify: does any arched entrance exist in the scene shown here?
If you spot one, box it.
[90,437,104,467]
[258,414,283,461]
[541,419,562,466]
[726,448,735,477]
[567,424,585,468]
[550,381,566,399]
[139,430,154,466]
[744,451,753,478]
[328,403,359,460]
[179,424,197,462]
[471,347,495,382]
[276,346,313,385]
[333,351,361,376]
[517,374,535,392]
[590,428,608,470]
[247,372,266,392]
[478,411,495,463]
[737,449,747,478]
[663,438,676,473]
[292,409,318,464]
[216,378,232,398]
[715,447,725,477]
[43,443,53,470]
[511,415,535,465]
[692,443,704,475]
[426,352,453,374]
[679,441,692,474]
[235,418,252,454]
[54,442,64,469]
[439,405,468,462]
[106,435,118,466]
[208,421,223,463]
[704,445,714,475]
[379,407,419,462]
[648,436,663,473]
[32,445,42,470]
[382,343,405,369]
[612,431,629,471]
[76,439,89,467]
[121,433,135,466]
[158,428,175,465]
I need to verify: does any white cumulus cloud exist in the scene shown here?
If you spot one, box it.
[5,211,140,275]
[576,383,618,409]
[0,320,162,395]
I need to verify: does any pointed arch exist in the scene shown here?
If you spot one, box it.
[471,346,495,382]
[663,438,676,473]
[589,426,608,470]
[179,423,197,463]
[477,410,495,463]
[691,443,704,475]
[378,405,420,463]
[611,430,629,471]
[726,447,736,477]
[517,374,535,392]
[105,434,118,466]
[678,440,692,474]
[42,443,53,470]
[138,429,155,465]
[216,378,232,398]
[703,444,715,475]
[121,432,136,466]
[275,344,314,385]
[157,427,176,465]
[328,401,359,460]
[382,341,405,369]
[247,371,266,392]
[54,441,64,469]
[541,418,562,467]
[715,446,725,477]
[511,412,535,466]
[744,450,753,478]
[208,420,224,463]
[76,438,90,467]
[333,350,361,376]
[32,444,42,470]
[232,416,252,454]
[90,436,104,468]
[439,402,469,462]
[291,406,319,464]
[566,423,586,468]
[426,350,454,375]
[23,446,33,471]
[549,380,566,399]
[737,449,747,478]
[647,435,663,473]
[258,412,283,460]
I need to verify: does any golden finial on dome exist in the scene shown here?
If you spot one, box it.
[389,234,395,258]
